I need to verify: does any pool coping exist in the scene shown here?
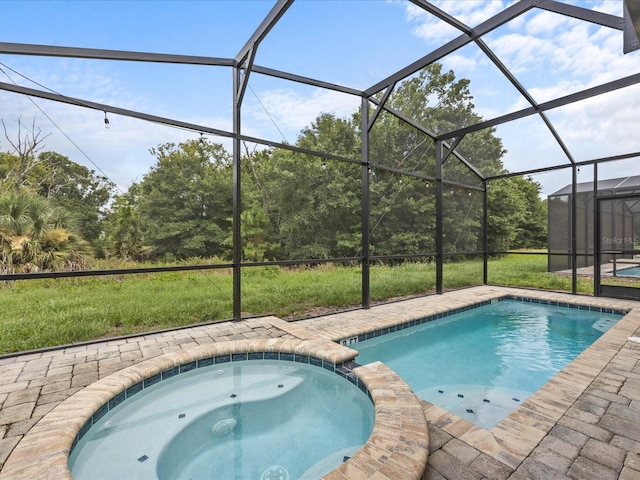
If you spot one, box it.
[285,287,640,471]
[420,296,640,469]
[0,338,429,480]
[336,294,626,347]
[1,286,638,479]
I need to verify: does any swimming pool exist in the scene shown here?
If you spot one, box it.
[615,265,640,277]
[355,297,623,429]
[68,359,374,480]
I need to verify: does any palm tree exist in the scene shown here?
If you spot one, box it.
[0,191,91,273]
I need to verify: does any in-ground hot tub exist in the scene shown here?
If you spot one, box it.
[0,338,429,480]
[69,358,374,480]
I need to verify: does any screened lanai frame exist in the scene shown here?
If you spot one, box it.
[1,0,640,319]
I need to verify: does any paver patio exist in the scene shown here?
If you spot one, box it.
[0,286,639,479]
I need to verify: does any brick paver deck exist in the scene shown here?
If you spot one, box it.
[0,286,639,479]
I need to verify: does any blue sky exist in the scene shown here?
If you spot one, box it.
[0,0,639,196]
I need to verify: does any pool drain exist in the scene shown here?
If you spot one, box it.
[260,465,289,480]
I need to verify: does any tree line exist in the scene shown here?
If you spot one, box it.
[0,64,546,273]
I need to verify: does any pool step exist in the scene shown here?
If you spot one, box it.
[417,385,532,429]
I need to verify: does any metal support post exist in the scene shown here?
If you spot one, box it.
[571,164,578,294]
[483,180,488,285]
[232,67,242,321]
[593,163,600,295]
[361,97,371,308]
[435,140,444,294]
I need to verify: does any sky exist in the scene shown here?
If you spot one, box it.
[0,0,639,196]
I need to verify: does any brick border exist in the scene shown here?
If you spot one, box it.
[0,338,428,480]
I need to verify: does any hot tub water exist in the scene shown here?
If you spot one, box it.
[69,360,374,480]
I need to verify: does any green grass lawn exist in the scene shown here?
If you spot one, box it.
[0,253,622,354]
[487,253,594,293]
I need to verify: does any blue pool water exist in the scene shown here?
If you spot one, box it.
[355,299,622,429]
[69,360,374,480]
[616,265,640,277]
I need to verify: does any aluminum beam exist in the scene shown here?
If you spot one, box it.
[482,181,488,285]
[487,151,640,181]
[438,72,640,141]
[571,164,578,294]
[367,161,485,191]
[367,83,395,132]
[365,0,538,96]
[361,97,371,308]
[539,111,575,163]
[624,0,640,53]
[232,65,242,320]
[0,42,233,66]
[474,38,576,163]
[236,46,257,107]
[0,263,232,281]
[0,81,234,138]
[368,97,485,181]
[441,135,464,164]
[537,1,624,30]
[251,65,364,96]
[593,162,601,295]
[408,0,473,36]
[403,1,579,167]
[0,42,363,98]
[627,0,640,36]
[0,80,364,168]
[435,140,444,294]
[235,0,294,63]
[239,134,361,166]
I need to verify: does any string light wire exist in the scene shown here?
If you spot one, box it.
[0,62,124,194]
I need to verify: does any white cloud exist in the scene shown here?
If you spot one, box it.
[1,57,145,113]
[405,1,508,44]
[402,0,640,195]
[407,7,459,46]
[593,0,622,17]
[2,0,637,197]
[524,10,569,36]
[549,87,640,155]
[0,87,234,191]
[443,53,480,73]
[243,87,360,142]
[489,33,555,75]
[0,56,240,190]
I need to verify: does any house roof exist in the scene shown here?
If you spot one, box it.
[549,175,640,197]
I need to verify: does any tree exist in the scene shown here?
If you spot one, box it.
[134,138,233,260]
[34,152,114,245]
[244,65,545,259]
[243,114,362,260]
[104,187,150,261]
[1,117,114,251]
[487,176,547,252]
[0,190,91,272]
[508,176,547,249]
[1,116,50,193]
[366,65,550,256]
[361,65,505,256]
[239,205,274,262]
[239,65,519,260]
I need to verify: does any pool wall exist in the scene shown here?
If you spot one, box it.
[337,295,627,346]
[0,338,429,480]
[288,287,639,471]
